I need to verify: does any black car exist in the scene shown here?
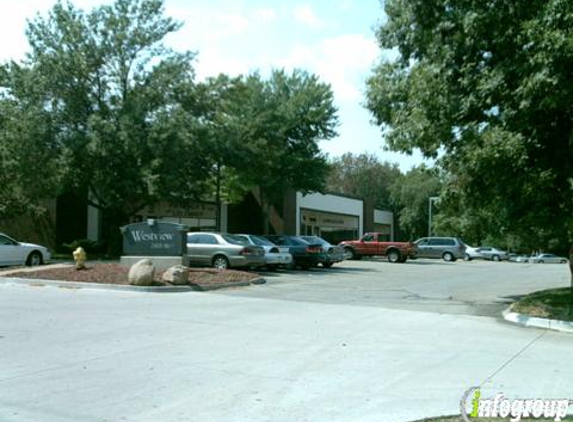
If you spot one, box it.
[300,236,345,268]
[264,235,326,270]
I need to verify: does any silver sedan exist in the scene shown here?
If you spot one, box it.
[234,234,293,269]
[185,232,265,270]
[529,253,569,264]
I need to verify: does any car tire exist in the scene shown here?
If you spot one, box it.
[26,251,43,267]
[464,254,471,261]
[212,255,229,270]
[492,255,500,262]
[538,260,544,264]
[561,259,568,264]
[387,250,401,263]
[344,247,357,260]
[443,252,454,262]
[322,262,334,268]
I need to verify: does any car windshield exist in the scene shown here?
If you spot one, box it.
[301,236,327,245]
[250,235,275,247]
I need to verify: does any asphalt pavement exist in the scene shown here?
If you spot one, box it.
[0,259,572,422]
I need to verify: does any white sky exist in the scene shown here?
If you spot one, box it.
[0,0,429,171]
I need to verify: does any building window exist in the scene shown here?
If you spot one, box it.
[300,209,359,244]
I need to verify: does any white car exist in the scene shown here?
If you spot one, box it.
[234,234,293,270]
[0,233,51,266]
[474,246,509,261]
[529,253,569,264]
[463,245,484,261]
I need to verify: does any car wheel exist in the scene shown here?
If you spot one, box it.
[561,259,568,264]
[387,250,401,263]
[212,255,229,270]
[344,247,356,260]
[322,262,334,268]
[538,260,544,264]
[492,255,500,262]
[464,254,471,261]
[26,251,43,267]
[443,252,454,262]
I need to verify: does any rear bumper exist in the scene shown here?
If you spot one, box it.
[293,254,324,266]
[228,255,266,268]
[265,253,293,266]
[322,252,345,263]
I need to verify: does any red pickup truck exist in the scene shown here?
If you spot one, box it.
[339,232,415,263]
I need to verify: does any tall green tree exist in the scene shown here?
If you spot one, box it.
[327,152,401,210]
[0,64,63,219]
[366,0,573,282]
[235,70,339,233]
[4,0,212,250]
[390,165,442,240]
[194,74,253,230]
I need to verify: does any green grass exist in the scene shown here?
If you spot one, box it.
[411,416,573,422]
[511,287,573,322]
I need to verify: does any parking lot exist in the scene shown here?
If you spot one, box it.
[1,258,572,422]
[226,258,572,317]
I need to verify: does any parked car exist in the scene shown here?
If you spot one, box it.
[185,232,265,270]
[472,246,509,261]
[300,236,345,268]
[528,253,569,264]
[264,235,325,270]
[0,233,51,267]
[233,234,293,270]
[413,237,466,262]
[463,245,484,261]
[338,232,416,263]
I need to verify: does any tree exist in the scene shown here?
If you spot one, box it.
[234,70,339,233]
[0,64,63,220]
[194,74,253,231]
[326,153,401,210]
[390,165,442,240]
[3,0,212,251]
[366,0,573,284]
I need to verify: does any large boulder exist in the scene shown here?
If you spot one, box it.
[161,265,190,285]
[128,259,155,286]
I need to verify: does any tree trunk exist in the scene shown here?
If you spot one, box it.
[215,163,221,232]
[103,209,129,257]
[260,193,271,235]
[262,202,271,235]
[569,244,573,317]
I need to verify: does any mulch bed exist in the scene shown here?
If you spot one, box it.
[6,263,259,288]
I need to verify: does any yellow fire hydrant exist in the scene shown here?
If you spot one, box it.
[73,246,87,271]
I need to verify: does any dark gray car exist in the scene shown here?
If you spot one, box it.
[413,237,466,262]
[300,236,345,268]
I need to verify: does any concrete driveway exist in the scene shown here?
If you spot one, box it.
[0,260,572,422]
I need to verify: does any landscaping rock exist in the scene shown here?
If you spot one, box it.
[128,259,155,286]
[161,265,190,285]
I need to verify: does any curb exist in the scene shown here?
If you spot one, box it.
[0,276,265,293]
[503,308,573,333]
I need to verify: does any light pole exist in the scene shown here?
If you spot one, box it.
[428,196,439,237]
